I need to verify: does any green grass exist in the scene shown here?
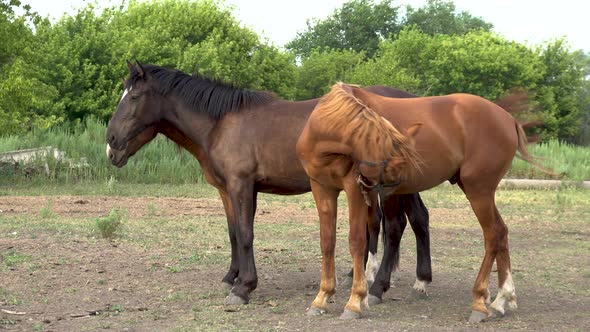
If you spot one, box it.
[1,249,31,271]
[0,117,203,185]
[0,118,589,186]
[507,140,590,180]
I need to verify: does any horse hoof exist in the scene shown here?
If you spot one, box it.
[339,276,353,289]
[489,307,505,320]
[507,299,518,310]
[226,292,248,305]
[468,310,489,323]
[307,306,326,316]
[368,294,382,306]
[221,281,234,290]
[340,309,361,320]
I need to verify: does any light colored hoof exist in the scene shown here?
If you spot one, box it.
[307,306,326,316]
[340,308,361,320]
[490,302,505,316]
[489,307,505,320]
[368,294,382,306]
[412,279,428,293]
[221,281,234,290]
[507,299,518,310]
[468,310,490,323]
[225,292,248,305]
[339,275,353,289]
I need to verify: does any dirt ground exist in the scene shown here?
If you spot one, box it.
[0,192,589,331]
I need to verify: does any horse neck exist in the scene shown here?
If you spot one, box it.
[160,98,217,157]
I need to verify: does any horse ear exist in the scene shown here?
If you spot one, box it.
[406,123,422,139]
[126,60,134,71]
[135,60,145,79]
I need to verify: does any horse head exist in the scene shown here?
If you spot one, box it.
[357,123,422,195]
[106,61,160,167]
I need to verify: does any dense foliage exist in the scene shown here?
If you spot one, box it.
[0,0,588,144]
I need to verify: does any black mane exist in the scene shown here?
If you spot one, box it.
[129,64,276,119]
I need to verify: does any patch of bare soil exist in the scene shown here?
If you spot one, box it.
[0,195,588,331]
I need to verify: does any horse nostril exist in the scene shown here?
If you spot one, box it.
[109,134,115,144]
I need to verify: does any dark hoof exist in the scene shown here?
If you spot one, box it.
[468,310,490,323]
[340,309,361,320]
[339,276,353,289]
[368,294,382,306]
[226,292,248,305]
[307,306,326,316]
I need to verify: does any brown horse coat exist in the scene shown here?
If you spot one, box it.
[297,83,543,321]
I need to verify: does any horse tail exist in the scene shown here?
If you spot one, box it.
[514,122,557,176]
[495,90,542,143]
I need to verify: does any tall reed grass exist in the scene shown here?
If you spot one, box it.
[507,140,590,181]
[0,118,203,185]
[0,118,588,184]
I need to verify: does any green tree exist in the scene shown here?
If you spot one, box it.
[294,48,365,100]
[347,27,433,94]
[534,40,587,141]
[32,0,296,123]
[574,53,590,145]
[286,0,402,58]
[0,0,63,135]
[404,0,492,35]
[350,28,541,99]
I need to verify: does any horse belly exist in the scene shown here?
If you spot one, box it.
[255,176,311,195]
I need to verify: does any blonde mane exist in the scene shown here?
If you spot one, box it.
[311,82,423,177]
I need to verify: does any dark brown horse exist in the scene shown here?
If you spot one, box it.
[105,62,432,305]
[296,83,550,320]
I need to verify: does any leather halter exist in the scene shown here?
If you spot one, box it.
[355,158,402,209]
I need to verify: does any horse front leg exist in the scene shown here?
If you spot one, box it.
[225,180,258,305]
[341,202,379,290]
[369,194,406,305]
[219,191,239,289]
[341,179,370,319]
[307,179,339,316]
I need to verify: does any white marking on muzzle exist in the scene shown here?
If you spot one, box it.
[106,144,112,159]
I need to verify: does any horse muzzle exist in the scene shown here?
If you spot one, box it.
[106,144,129,168]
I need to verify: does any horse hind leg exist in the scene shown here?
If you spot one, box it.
[461,184,514,323]
[490,206,517,316]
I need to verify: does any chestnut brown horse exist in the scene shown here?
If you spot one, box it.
[105,62,432,305]
[297,82,550,320]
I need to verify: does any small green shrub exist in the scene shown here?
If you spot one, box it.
[39,201,56,219]
[95,209,123,239]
